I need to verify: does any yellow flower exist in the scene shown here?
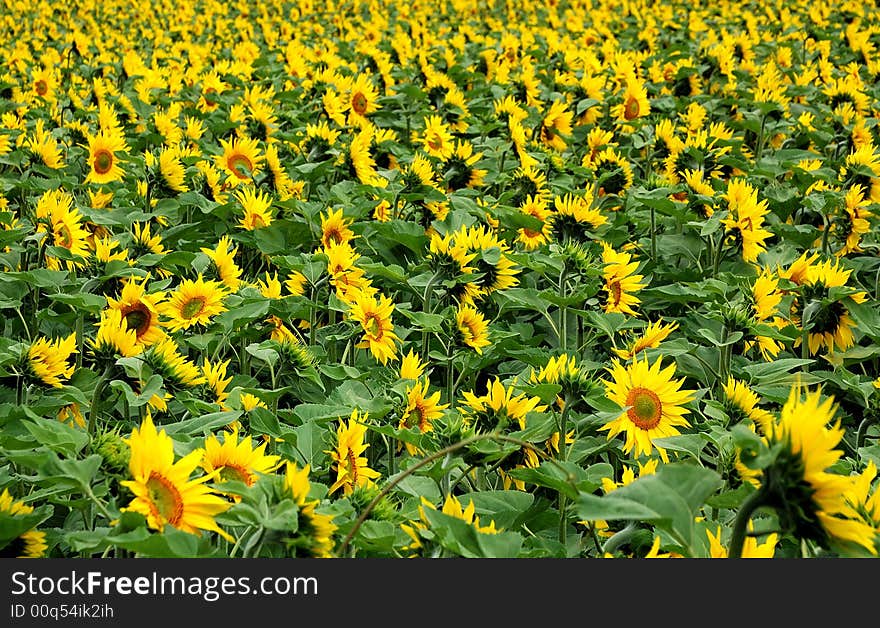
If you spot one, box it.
[201,425,281,490]
[0,489,47,558]
[200,236,242,291]
[161,275,228,332]
[456,303,491,354]
[84,130,127,185]
[27,333,77,388]
[106,277,166,347]
[327,410,381,496]
[121,414,233,541]
[399,379,449,454]
[707,525,777,558]
[602,356,696,462]
[235,186,274,230]
[601,242,646,317]
[348,291,400,365]
[284,463,337,558]
[216,135,263,186]
[320,207,356,248]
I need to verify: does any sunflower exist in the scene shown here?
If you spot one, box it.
[235,185,274,230]
[398,348,427,380]
[402,494,499,556]
[828,185,873,257]
[613,78,651,122]
[216,135,263,186]
[707,524,777,558]
[720,179,773,263]
[201,358,232,409]
[0,489,47,558]
[200,235,242,291]
[348,290,399,365]
[84,130,127,185]
[460,377,547,432]
[722,377,773,433]
[131,221,166,257]
[613,319,679,360]
[26,333,77,388]
[398,379,449,454]
[105,277,166,347]
[415,114,455,160]
[144,337,206,390]
[516,194,552,250]
[540,100,573,152]
[602,356,696,462]
[201,425,282,491]
[757,384,877,555]
[284,463,338,558]
[548,189,606,244]
[320,208,356,248]
[26,119,64,169]
[793,259,867,355]
[301,120,341,160]
[90,307,141,362]
[601,242,646,317]
[346,73,381,125]
[460,224,520,295]
[456,303,491,354]
[327,410,381,496]
[161,275,228,332]
[442,140,486,191]
[591,147,634,197]
[33,189,90,269]
[147,147,188,194]
[120,414,233,541]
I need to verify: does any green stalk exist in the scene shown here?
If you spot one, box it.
[728,488,770,559]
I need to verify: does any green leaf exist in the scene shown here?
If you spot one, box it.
[22,418,89,457]
[163,411,243,436]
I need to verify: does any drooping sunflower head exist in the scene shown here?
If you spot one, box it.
[760,383,878,556]
[455,303,492,355]
[460,377,547,433]
[26,333,77,388]
[458,224,520,295]
[90,307,142,365]
[282,462,338,558]
[143,337,206,391]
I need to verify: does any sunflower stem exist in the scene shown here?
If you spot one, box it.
[602,522,639,556]
[74,311,84,370]
[87,366,113,445]
[339,434,562,555]
[728,487,770,558]
[855,417,872,450]
[711,231,726,277]
[649,205,657,262]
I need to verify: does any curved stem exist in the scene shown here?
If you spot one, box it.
[338,433,567,555]
[728,488,770,559]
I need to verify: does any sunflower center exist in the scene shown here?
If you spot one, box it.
[624,96,640,120]
[364,313,383,337]
[93,149,114,174]
[146,472,183,525]
[351,92,368,115]
[55,224,73,248]
[625,387,662,429]
[181,296,206,320]
[218,463,254,486]
[35,80,48,96]
[324,227,343,245]
[405,405,425,430]
[122,304,152,338]
[427,134,443,151]
[228,154,253,179]
[608,280,622,306]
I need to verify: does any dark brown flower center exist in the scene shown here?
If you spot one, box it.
[93,149,114,174]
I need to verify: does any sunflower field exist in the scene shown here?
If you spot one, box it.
[1,0,879,561]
